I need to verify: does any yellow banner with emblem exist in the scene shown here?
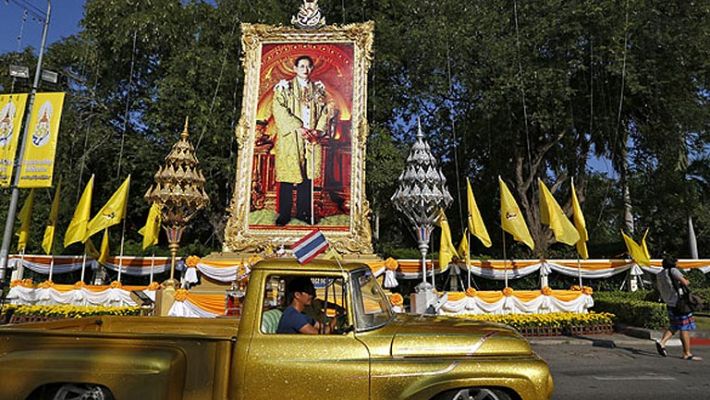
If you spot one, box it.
[0,93,29,187]
[18,92,65,188]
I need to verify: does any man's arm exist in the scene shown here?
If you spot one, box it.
[298,323,320,335]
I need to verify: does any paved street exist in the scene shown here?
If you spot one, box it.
[531,336,710,400]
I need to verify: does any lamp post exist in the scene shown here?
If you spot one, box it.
[144,118,209,288]
[0,0,51,284]
[390,119,452,312]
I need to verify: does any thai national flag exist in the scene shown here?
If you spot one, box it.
[292,229,330,265]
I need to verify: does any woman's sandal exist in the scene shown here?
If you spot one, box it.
[682,354,703,361]
[655,340,667,357]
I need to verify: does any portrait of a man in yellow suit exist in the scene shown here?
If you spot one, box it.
[272,55,329,226]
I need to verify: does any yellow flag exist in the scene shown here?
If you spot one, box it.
[466,178,492,247]
[85,175,130,241]
[538,179,580,246]
[98,229,110,264]
[41,181,62,254]
[16,189,35,252]
[641,228,651,261]
[0,93,29,186]
[64,175,94,247]
[457,228,469,258]
[457,228,471,269]
[139,202,162,250]
[84,238,100,259]
[18,92,65,188]
[437,209,458,270]
[622,230,651,267]
[499,177,535,250]
[570,178,589,259]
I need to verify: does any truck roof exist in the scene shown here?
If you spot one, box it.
[251,258,370,273]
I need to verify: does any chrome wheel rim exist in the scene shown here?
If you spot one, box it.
[53,384,107,400]
[451,388,508,400]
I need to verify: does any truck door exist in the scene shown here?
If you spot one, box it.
[243,273,370,400]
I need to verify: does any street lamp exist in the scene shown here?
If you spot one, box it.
[390,119,453,312]
[144,118,210,288]
[0,0,52,284]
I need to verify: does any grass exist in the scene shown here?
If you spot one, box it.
[694,314,710,331]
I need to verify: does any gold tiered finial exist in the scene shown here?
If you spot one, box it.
[144,117,209,288]
[181,116,190,139]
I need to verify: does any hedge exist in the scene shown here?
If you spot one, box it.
[1,304,141,322]
[593,291,667,329]
[451,312,614,330]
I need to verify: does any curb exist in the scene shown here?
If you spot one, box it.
[615,323,710,340]
[528,334,648,347]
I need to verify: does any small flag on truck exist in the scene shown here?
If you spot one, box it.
[292,229,329,265]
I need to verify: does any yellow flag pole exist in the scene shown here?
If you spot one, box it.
[466,230,471,289]
[18,250,25,280]
[502,230,508,288]
[149,252,155,284]
[80,252,87,283]
[117,218,127,283]
[48,255,54,282]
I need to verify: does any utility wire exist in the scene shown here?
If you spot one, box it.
[7,0,44,21]
[116,29,138,179]
[195,14,241,150]
[595,0,630,229]
[512,0,535,191]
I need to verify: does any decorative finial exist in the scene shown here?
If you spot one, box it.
[292,0,326,29]
[416,117,424,140]
[181,116,189,139]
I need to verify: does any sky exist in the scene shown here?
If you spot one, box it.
[0,1,85,54]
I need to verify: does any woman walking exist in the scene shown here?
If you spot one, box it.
[655,255,702,361]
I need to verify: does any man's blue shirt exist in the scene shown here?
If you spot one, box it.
[276,306,315,334]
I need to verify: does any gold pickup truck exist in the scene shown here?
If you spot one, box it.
[0,259,553,400]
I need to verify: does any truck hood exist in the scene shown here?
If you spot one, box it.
[388,314,532,358]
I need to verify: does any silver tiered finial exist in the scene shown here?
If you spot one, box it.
[292,0,326,29]
[391,118,453,312]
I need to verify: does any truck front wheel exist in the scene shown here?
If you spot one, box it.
[50,384,114,400]
[433,388,514,400]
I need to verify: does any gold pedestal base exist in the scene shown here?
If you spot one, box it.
[155,286,177,316]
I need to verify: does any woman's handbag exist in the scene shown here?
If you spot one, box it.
[670,268,704,314]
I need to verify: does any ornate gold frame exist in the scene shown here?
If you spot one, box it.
[224,22,374,254]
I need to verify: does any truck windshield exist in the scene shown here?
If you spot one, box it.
[351,268,393,331]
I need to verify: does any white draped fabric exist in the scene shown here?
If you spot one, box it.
[196,262,238,282]
[183,268,199,284]
[8,255,183,277]
[103,258,181,276]
[8,256,98,275]
[396,259,710,280]
[6,286,152,307]
[168,299,219,318]
[439,293,594,315]
[466,263,542,280]
[383,269,399,288]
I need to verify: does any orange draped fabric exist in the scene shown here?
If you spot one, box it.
[186,293,226,315]
[446,290,584,304]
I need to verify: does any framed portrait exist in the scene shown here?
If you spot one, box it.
[224,22,374,254]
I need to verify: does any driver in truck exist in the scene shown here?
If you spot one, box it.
[277,276,337,334]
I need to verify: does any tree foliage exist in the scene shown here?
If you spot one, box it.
[0,0,707,260]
